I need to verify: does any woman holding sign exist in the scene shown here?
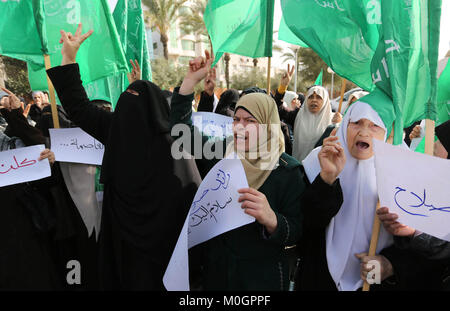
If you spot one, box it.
[298,99,444,291]
[47,24,201,290]
[0,87,58,290]
[170,52,305,290]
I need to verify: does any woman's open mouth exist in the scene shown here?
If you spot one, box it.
[356,141,370,150]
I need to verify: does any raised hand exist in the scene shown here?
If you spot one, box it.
[280,64,295,88]
[22,103,31,118]
[409,125,422,141]
[332,112,343,124]
[59,23,93,66]
[376,207,416,237]
[204,67,216,96]
[1,88,22,111]
[129,59,142,84]
[179,50,214,96]
[318,134,346,185]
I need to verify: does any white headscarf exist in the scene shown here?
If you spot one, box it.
[293,86,333,162]
[282,91,298,108]
[345,91,369,112]
[302,101,393,291]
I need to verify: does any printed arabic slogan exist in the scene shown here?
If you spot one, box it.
[49,128,105,166]
[374,140,450,242]
[163,155,254,291]
[0,145,51,188]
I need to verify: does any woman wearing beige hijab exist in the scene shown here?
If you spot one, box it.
[293,86,335,162]
[170,52,305,290]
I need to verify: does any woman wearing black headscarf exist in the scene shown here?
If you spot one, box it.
[46,24,201,290]
[214,89,240,117]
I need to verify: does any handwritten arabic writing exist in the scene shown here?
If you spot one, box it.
[0,155,37,174]
[394,187,450,217]
[188,169,232,234]
[60,138,104,151]
[189,197,233,229]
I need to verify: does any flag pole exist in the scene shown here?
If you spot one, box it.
[266,57,272,95]
[424,119,436,155]
[337,78,347,113]
[43,55,60,129]
[362,126,394,291]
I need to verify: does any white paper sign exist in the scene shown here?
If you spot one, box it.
[163,156,254,291]
[49,128,105,165]
[192,112,233,139]
[0,144,50,187]
[374,139,450,241]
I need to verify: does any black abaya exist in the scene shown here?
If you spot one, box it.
[47,64,200,290]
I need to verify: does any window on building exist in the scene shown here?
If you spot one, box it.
[153,42,158,50]
[181,40,195,51]
[169,27,178,49]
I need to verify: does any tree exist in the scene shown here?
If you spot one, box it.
[224,53,231,89]
[142,0,187,60]
[230,67,267,91]
[150,58,186,90]
[178,0,209,47]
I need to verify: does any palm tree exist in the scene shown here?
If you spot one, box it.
[224,53,231,89]
[142,0,188,60]
[178,0,209,48]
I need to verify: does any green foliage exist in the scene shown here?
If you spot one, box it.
[150,58,187,90]
[0,55,31,97]
[279,47,356,94]
[230,67,267,91]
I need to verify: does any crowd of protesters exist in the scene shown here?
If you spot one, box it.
[1,24,449,291]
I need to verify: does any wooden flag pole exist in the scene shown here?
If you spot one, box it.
[43,55,60,129]
[337,78,347,113]
[362,127,395,291]
[424,119,436,155]
[266,57,272,95]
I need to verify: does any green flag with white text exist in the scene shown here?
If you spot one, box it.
[21,0,128,93]
[84,0,153,109]
[280,0,380,92]
[204,0,275,66]
[281,0,442,145]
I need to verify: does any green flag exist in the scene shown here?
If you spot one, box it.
[281,0,442,145]
[0,0,48,57]
[84,0,153,109]
[204,0,275,66]
[369,0,441,144]
[113,0,152,82]
[280,0,380,92]
[278,14,308,48]
[314,69,323,86]
[437,58,450,124]
[22,0,128,93]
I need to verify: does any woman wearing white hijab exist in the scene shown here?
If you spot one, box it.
[292,86,334,162]
[298,101,396,291]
